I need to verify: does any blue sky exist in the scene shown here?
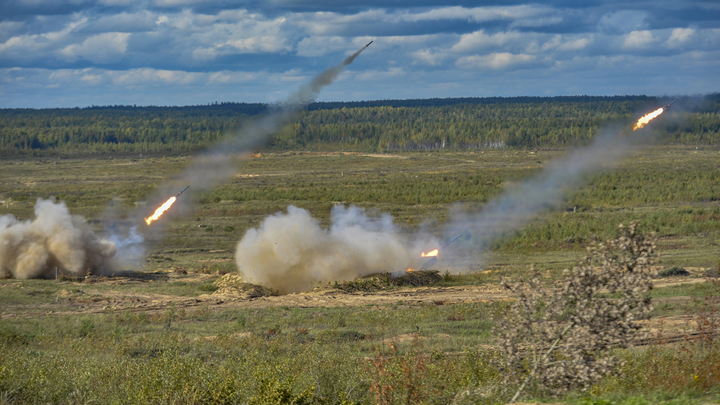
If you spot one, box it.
[1,0,719,108]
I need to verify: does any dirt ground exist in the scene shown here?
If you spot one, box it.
[2,271,711,343]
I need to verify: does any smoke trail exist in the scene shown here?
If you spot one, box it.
[445,125,653,256]
[234,123,660,293]
[235,205,429,294]
[113,43,372,270]
[0,199,116,279]
[144,43,373,213]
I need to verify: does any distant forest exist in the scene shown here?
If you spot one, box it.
[1,95,719,156]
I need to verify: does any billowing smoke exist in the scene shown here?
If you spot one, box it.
[128,42,373,273]
[0,199,116,279]
[236,205,430,294]
[235,122,662,293]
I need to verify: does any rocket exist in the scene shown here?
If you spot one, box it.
[663,98,678,109]
[176,185,190,197]
[366,40,373,47]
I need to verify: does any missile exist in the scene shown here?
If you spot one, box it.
[421,233,463,269]
[176,185,190,197]
[366,40,373,47]
[663,98,678,109]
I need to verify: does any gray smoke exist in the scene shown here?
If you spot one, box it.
[145,43,373,210]
[445,125,652,257]
[234,124,659,293]
[235,205,433,294]
[0,199,117,279]
[123,43,372,268]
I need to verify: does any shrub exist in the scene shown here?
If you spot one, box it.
[496,222,657,403]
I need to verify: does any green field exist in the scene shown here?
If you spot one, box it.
[1,145,719,404]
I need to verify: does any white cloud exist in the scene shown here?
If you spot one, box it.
[666,28,695,48]
[403,5,552,23]
[59,32,131,64]
[355,67,405,81]
[599,10,648,33]
[0,18,87,58]
[541,35,593,52]
[450,30,523,53]
[412,49,446,66]
[623,30,656,49]
[456,52,535,69]
[296,36,349,57]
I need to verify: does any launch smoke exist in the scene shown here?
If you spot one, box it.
[236,205,423,294]
[0,199,116,279]
[445,125,654,256]
[147,43,372,211]
[235,121,662,293]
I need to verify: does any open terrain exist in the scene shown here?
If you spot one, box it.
[1,147,719,404]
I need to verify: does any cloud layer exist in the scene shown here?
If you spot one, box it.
[1,1,719,107]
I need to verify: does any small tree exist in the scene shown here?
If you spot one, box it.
[496,222,656,403]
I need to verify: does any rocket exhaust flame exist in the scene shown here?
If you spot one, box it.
[145,196,176,226]
[421,249,439,257]
[633,107,665,130]
[633,99,676,131]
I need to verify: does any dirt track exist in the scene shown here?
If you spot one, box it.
[1,274,708,334]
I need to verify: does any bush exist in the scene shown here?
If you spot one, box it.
[496,222,657,403]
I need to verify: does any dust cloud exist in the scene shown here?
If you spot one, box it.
[0,199,116,279]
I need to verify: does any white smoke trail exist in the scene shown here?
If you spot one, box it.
[146,43,373,209]
[235,205,430,294]
[234,124,659,293]
[118,43,372,271]
[0,199,116,279]
[444,125,653,257]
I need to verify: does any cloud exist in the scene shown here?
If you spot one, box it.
[456,52,535,70]
[59,32,131,64]
[450,30,523,53]
[623,30,656,49]
[296,36,349,57]
[541,34,593,52]
[665,27,695,48]
[599,10,648,34]
[402,5,553,24]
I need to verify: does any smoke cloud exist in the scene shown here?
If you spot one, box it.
[235,205,427,294]
[0,199,117,279]
[235,124,660,293]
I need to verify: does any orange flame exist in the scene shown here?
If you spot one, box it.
[633,107,664,131]
[145,196,177,225]
[421,249,439,257]
[406,268,415,272]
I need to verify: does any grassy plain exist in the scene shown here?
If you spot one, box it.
[1,146,719,404]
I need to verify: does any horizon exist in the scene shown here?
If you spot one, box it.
[0,93,693,111]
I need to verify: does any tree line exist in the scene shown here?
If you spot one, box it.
[1,95,718,156]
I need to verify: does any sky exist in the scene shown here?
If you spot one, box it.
[1,0,719,108]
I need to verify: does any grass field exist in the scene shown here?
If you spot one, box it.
[1,146,719,404]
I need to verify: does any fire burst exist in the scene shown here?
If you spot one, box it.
[633,107,665,131]
[145,196,176,225]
